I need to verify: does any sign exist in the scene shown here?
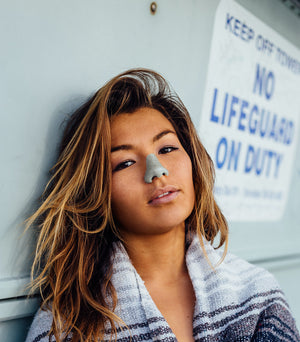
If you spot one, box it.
[199,0,300,221]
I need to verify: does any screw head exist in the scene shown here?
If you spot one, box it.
[150,2,157,15]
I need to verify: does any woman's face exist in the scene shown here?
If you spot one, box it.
[110,107,195,238]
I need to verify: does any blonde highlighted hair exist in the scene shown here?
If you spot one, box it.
[27,68,228,341]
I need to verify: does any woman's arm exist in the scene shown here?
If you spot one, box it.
[251,302,300,342]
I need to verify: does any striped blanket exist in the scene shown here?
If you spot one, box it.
[26,234,300,341]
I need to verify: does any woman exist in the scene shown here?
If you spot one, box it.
[26,69,299,342]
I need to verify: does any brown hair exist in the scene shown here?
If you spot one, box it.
[27,68,228,341]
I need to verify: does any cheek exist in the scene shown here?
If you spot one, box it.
[111,177,147,232]
[111,176,140,216]
[111,178,127,211]
[178,154,195,202]
[173,153,193,182]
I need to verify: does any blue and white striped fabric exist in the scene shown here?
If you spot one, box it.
[26,234,300,341]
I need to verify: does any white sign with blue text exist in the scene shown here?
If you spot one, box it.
[200,0,300,221]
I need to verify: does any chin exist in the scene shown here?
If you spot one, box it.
[148,217,187,234]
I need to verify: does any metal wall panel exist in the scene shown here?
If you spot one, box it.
[0,0,299,340]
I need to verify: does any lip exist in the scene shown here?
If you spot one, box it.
[148,186,180,205]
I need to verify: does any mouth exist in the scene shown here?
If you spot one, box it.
[148,186,180,205]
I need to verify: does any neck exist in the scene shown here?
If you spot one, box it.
[121,224,187,284]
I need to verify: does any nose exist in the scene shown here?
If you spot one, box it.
[144,154,169,183]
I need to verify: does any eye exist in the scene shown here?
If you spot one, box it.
[113,160,136,172]
[159,146,179,154]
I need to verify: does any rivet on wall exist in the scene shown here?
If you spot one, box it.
[150,2,157,15]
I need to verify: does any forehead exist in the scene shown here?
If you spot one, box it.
[110,108,175,143]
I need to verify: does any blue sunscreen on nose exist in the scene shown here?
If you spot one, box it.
[144,154,169,183]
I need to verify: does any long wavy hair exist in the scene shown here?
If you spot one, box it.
[26,68,228,341]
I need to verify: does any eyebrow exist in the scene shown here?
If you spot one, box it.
[111,129,176,153]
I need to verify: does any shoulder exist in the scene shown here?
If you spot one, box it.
[189,235,281,295]
[219,250,283,301]
[187,235,284,308]
[219,252,300,339]
[251,298,300,341]
[222,251,279,285]
[25,308,54,342]
[191,239,300,340]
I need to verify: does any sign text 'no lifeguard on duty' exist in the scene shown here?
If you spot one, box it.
[200,0,300,221]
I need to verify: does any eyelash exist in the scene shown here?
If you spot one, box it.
[113,146,178,172]
[159,146,178,154]
[113,160,135,172]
